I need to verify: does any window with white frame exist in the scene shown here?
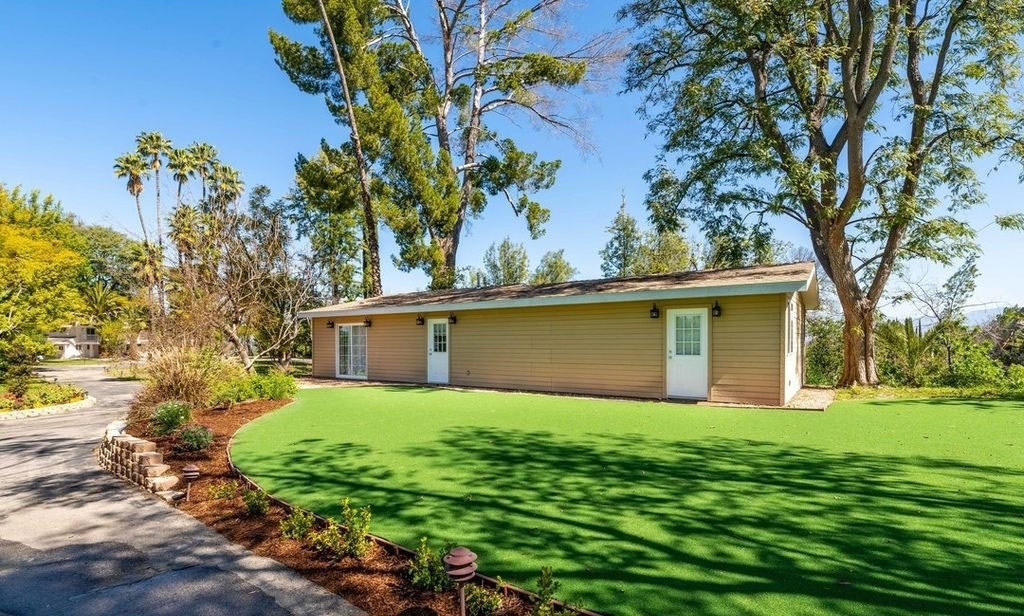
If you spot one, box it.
[786,298,797,355]
[337,324,368,378]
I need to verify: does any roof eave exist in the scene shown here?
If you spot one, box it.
[298,279,812,318]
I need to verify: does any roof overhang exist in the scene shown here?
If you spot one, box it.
[300,270,820,319]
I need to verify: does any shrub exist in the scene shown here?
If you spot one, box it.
[940,338,1006,388]
[174,423,214,452]
[1007,364,1024,391]
[466,585,504,616]
[211,375,258,407]
[212,371,297,406]
[339,497,373,558]
[207,480,238,500]
[242,487,269,516]
[309,518,344,558]
[409,537,453,592]
[139,346,245,409]
[0,393,16,412]
[253,370,297,400]
[152,400,192,436]
[280,508,316,540]
[532,567,561,616]
[18,383,86,409]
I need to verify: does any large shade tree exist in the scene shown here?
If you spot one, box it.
[620,0,1024,385]
[272,0,617,290]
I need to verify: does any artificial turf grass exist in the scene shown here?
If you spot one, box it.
[230,387,1024,616]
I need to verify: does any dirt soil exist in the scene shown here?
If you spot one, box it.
[128,401,531,616]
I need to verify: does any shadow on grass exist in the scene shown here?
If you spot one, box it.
[239,426,1024,616]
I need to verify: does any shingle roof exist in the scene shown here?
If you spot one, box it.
[299,261,819,317]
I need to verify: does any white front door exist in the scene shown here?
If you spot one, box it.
[427,319,449,384]
[666,308,709,399]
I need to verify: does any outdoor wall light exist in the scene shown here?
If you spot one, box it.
[712,301,722,318]
[326,320,335,329]
[416,315,425,326]
[649,303,660,319]
[448,313,457,325]
[363,319,372,328]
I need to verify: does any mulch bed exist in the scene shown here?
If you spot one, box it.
[127,400,531,616]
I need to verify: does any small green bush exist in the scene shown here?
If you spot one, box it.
[0,393,16,412]
[339,497,373,558]
[409,537,453,592]
[174,423,214,452]
[467,584,504,616]
[212,371,297,406]
[242,487,269,516]
[309,519,344,558]
[207,480,238,499]
[280,508,316,540]
[152,400,192,436]
[211,376,258,407]
[532,566,561,616]
[253,370,297,400]
[17,383,86,409]
[1007,364,1024,391]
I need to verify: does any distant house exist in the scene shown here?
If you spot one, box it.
[299,262,819,406]
[46,325,101,359]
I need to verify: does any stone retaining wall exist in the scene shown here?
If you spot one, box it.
[98,421,180,495]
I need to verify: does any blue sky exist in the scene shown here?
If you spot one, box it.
[2,2,1021,316]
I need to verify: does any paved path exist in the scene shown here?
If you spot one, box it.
[0,364,364,616]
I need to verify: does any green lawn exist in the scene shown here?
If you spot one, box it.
[230,387,1024,616]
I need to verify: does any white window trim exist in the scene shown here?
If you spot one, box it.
[334,322,369,380]
[786,297,797,356]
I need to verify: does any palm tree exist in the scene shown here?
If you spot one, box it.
[187,141,218,201]
[113,152,151,245]
[80,282,125,325]
[135,131,172,245]
[166,147,198,206]
[207,162,244,209]
[168,204,201,266]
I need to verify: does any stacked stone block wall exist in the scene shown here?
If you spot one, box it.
[98,423,179,493]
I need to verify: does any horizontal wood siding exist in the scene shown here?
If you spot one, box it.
[311,317,334,378]
[450,301,666,398]
[709,294,782,405]
[308,293,786,404]
[366,313,426,382]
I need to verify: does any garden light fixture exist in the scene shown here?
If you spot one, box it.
[444,546,478,616]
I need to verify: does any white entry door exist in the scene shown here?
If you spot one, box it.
[666,308,709,399]
[427,319,449,384]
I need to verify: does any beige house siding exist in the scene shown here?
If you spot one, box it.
[309,293,793,404]
[448,301,666,398]
[311,317,335,378]
[708,294,782,406]
[367,313,428,382]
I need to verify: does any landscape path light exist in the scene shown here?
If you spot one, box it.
[182,464,200,501]
[444,546,478,616]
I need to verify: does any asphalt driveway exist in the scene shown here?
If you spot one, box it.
[0,364,363,616]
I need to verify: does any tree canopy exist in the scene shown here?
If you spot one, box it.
[621,0,1024,385]
[272,0,617,289]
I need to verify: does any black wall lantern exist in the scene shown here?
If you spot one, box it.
[712,301,722,318]
[649,303,660,319]
[363,319,372,327]
[448,313,457,325]
[326,320,335,329]
[415,315,425,326]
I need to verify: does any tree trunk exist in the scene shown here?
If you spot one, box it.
[838,300,879,387]
[316,0,382,298]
